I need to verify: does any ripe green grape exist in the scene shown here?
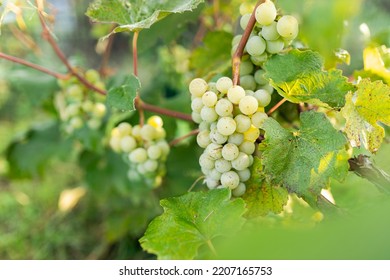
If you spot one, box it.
[239,95,259,115]
[277,15,299,39]
[197,130,211,148]
[200,106,218,123]
[120,135,137,153]
[240,60,254,76]
[216,77,233,93]
[254,89,272,107]
[232,152,251,171]
[189,78,208,97]
[129,148,148,164]
[217,117,237,136]
[228,133,244,146]
[232,182,246,197]
[255,0,277,26]
[251,111,269,128]
[254,69,267,85]
[246,36,266,56]
[240,13,251,30]
[205,143,223,160]
[209,130,228,145]
[222,143,240,161]
[215,158,232,173]
[266,39,285,54]
[239,75,257,91]
[191,97,204,113]
[199,153,215,170]
[202,91,218,107]
[239,141,256,155]
[147,145,162,160]
[221,171,240,189]
[261,21,280,41]
[237,169,251,182]
[234,115,252,133]
[215,98,233,117]
[227,85,246,104]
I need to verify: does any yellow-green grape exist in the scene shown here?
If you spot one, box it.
[277,15,299,40]
[227,85,246,105]
[255,0,277,26]
[189,78,208,97]
[239,96,259,115]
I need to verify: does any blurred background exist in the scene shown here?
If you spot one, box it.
[0,0,389,259]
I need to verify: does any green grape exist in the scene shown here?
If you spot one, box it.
[240,13,251,30]
[117,122,132,136]
[261,21,280,41]
[255,0,277,26]
[200,106,218,123]
[246,36,266,56]
[251,53,268,66]
[69,116,83,130]
[227,85,246,104]
[215,158,232,173]
[143,159,158,173]
[202,91,218,107]
[217,117,237,136]
[222,143,239,161]
[234,115,251,133]
[232,35,243,46]
[140,124,157,141]
[206,143,223,160]
[191,97,204,113]
[197,130,211,148]
[129,148,148,164]
[215,98,233,117]
[277,15,299,39]
[85,69,100,84]
[232,182,246,197]
[240,60,254,76]
[251,111,268,128]
[254,69,267,85]
[231,152,251,171]
[237,168,251,182]
[239,75,257,91]
[206,178,219,189]
[92,102,107,118]
[147,145,162,160]
[239,141,256,155]
[216,77,233,93]
[254,89,272,107]
[87,118,101,129]
[189,78,208,97]
[266,39,284,54]
[239,95,259,115]
[199,153,215,170]
[221,170,240,189]
[209,130,228,145]
[192,112,202,124]
[228,133,244,146]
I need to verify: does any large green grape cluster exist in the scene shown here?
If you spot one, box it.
[56,69,107,134]
[109,116,170,188]
[232,0,299,101]
[190,76,269,196]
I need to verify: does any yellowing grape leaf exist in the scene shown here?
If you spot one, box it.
[242,157,288,218]
[264,50,355,109]
[86,0,204,35]
[139,189,246,259]
[261,111,348,204]
[341,79,390,153]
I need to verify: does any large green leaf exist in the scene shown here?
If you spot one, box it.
[264,50,355,109]
[140,189,246,259]
[189,31,233,77]
[86,0,204,34]
[106,74,140,111]
[341,79,390,153]
[242,157,289,218]
[261,111,348,203]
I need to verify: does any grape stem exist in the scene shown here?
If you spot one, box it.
[267,98,287,115]
[169,129,199,147]
[132,31,145,126]
[35,0,106,95]
[232,0,265,86]
[0,52,68,80]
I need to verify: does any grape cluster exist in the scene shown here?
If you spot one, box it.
[190,76,269,196]
[232,0,299,101]
[109,116,170,188]
[56,69,107,134]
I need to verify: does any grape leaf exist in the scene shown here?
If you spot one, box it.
[355,46,390,85]
[86,0,204,34]
[264,50,355,109]
[261,111,348,203]
[242,157,289,218]
[139,189,246,259]
[106,74,140,111]
[341,79,390,153]
[189,31,233,77]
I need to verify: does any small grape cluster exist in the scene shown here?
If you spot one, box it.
[56,69,107,134]
[231,0,299,102]
[109,116,170,188]
[190,76,269,197]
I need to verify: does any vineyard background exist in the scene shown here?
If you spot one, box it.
[0,0,390,259]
